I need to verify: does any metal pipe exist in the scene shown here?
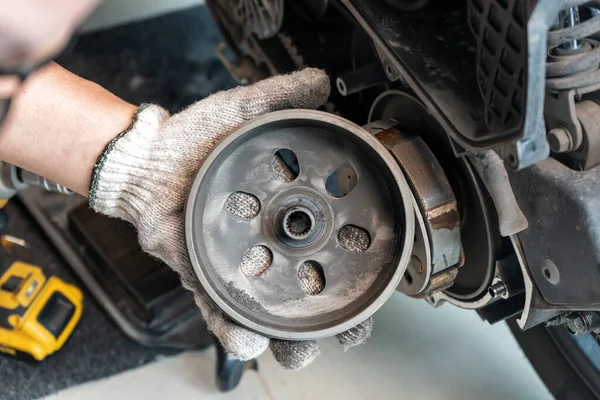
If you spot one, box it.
[18,169,73,195]
[336,62,388,97]
[0,162,73,198]
[560,7,582,51]
[488,281,507,298]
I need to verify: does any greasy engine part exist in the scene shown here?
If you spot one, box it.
[362,119,462,298]
[208,0,372,122]
[216,43,266,85]
[510,157,600,314]
[336,61,388,97]
[291,0,331,20]
[564,311,600,335]
[368,90,502,304]
[571,100,600,169]
[185,110,415,340]
[511,6,600,321]
[467,151,528,237]
[544,1,600,171]
[207,0,600,335]
[207,0,286,83]
[511,235,564,330]
[343,0,558,169]
[240,0,284,39]
[383,0,432,12]
[209,0,340,79]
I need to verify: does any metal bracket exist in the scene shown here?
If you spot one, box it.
[545,89,583,151]
[216,43,264,84]
[494,0,562,169]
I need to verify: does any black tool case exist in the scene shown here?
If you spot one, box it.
[19,189,212,349]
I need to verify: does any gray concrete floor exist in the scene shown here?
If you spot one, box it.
[82,0,205,32]
[43,294,552,400]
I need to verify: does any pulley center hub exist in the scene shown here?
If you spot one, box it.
[282,207,314,239]
[268,190,330,250]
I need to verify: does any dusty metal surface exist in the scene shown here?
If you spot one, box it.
[242,0,284,39]
[341,0,480,147]
[373,124,462,297]
[467,150,528,237]
[512,235,563,329]
[545,89,585,153]
[511,157,600,309]
[544,1,600,171]
[402,195,433,295]
[185,110,415,340]
[341,0,554,169]
[572,100,600,170]
[368,90,499,301]
[428,252,523,312]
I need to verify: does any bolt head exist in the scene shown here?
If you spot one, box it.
[566,313,588,334]
[548,127,573,153]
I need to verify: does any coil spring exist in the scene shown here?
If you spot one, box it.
[546,0,600,91]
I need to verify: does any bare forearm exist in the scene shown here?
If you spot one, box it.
[0,62,137,195]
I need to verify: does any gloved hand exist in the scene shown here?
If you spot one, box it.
[89,68,373,370]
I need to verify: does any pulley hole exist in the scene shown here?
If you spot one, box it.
[283,208,313,239]
[240,245,273,277]
[272,149,299,182]
[338,225,371,253]
[225,191,261,220]
[404,271,413,285]
[298,261,325,295]
[325,166,357,198]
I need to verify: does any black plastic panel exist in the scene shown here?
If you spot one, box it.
[511,159,600,307]
[18,189,212,350]
[342,0,534,150]
[469,0,527,136]
[68,205,187,323]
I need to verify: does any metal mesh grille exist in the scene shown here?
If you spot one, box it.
[226,191,261,220]
[338,225,371,253]
[272,153,297,182]
[298,261,325,295]
[240,245,273,277]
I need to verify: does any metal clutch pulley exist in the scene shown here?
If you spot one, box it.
[185,110,415,340]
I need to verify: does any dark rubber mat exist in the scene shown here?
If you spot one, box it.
[58,5,236,112]
[0,201,179,400]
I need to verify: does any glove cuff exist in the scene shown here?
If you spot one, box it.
[88,103,170,223]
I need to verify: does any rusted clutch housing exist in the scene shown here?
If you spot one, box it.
[185,110,415,340]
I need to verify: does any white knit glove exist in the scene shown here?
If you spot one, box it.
[88,69,373,370]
